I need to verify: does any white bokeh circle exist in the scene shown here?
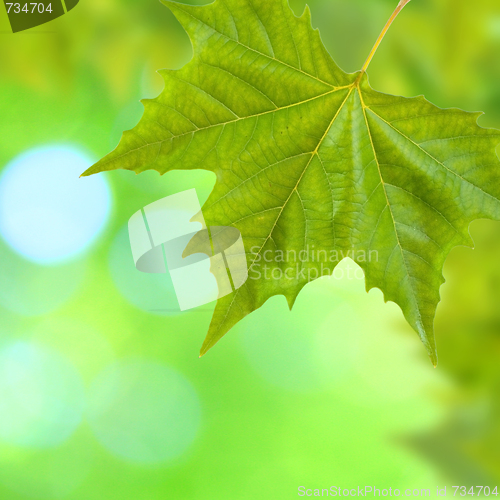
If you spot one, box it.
[0,146,111,264]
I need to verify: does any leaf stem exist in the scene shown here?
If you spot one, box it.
[359,0,412,75]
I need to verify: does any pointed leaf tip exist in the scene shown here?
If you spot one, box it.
[430,350,438,368]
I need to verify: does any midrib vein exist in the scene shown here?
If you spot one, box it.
[212,86,355,338]
[357,85,424,329]
[90,87,342,173]
[246,87,355,269]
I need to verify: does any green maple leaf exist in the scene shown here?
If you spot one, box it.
[82,0,500,365]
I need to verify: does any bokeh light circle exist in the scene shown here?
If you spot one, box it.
[0,341,85,449]
[0,146,111,264]
[86,360,201,465]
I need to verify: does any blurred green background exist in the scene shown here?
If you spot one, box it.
[0,0,499,498]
